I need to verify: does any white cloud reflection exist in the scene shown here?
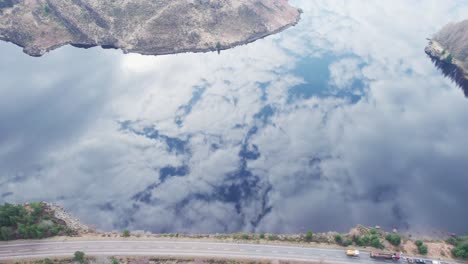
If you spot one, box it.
[1,0,468,234]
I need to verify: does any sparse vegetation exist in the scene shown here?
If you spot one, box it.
[122,229,130,237]
[0,202,72,241]
[385,233,401,246]
[241,233,250,240]
[268,234,278,241]
[259,233,265,239]
[35,258,54,264]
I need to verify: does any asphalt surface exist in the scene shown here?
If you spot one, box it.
[0,240,459,264]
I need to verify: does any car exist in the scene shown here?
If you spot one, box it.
[414,259,426,264]
[346,249,360,257]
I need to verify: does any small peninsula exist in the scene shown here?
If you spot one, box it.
[425,19,468,96]
[0,0,301,57]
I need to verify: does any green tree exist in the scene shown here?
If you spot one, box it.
[415,240,423,247]
[445,54,453,63]
[111,258,119,264]
[370,228,378,235]
[305,230,313,242]
[343,239,353,247]
[452,241,468,259]
[73,251,86,263]
[385,234,401,246]
[122,229,130,237]
[354,236,365,246]
[370,235,383,249]
[418,244,428,255]
[0,226,14,240]
[259,233,265,239]
[241,233,250,240]
[334,234,343,245]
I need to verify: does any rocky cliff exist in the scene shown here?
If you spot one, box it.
[425,19,468,96]
[0,0,301,57]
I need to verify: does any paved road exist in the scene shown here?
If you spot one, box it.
[0,240,458,264]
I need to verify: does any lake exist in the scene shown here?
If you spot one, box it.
[1,0,468,234]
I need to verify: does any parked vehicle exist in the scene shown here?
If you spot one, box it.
[346,249,360,257]
[370,251,401,261]
[414,259,425,264]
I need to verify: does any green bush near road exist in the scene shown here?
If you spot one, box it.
[415,240,428,255]
[122,229,130,237]
[448,236,468,259]
[73,251,86,263]
[334,234,343,244]
[305,230,313,242]
[385,234,402,246]
[0,202,72,241]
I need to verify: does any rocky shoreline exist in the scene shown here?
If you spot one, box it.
[0,0,301,57]
[425,40,468,96]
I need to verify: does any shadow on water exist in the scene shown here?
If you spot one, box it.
[427,54,468,97]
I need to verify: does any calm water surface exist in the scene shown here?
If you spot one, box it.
[1,0,468,234]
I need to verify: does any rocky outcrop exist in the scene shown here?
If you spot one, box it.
[0,0,301,57]
[425,19,468,97]
[43,202,94,234]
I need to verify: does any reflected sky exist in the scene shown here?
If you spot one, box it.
[1,0,468,234]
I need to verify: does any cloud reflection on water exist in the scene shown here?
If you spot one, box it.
[1,0,468,234]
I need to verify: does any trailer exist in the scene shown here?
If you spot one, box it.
[370,252,401,261]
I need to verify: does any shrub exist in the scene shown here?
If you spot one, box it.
[241,233,250,240]
[370,228,378,235]
[268,234,278,241]
[450,238,468,259]
[415,240,423,247]
[343,239,353,247]
[334,234,343,244]
[73,251,86,263]
[305,230,313,242]
[259,233,265,239]
[418,244,428,255]
[122,229,130,237]
[385,234,402,246]
[370,235,383,249]
[111,258,119,264]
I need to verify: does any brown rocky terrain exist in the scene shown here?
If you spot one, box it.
[0,0,301,57]
[425,19,468,96]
